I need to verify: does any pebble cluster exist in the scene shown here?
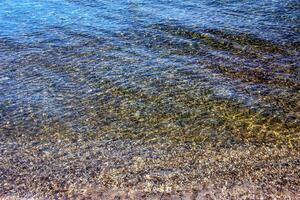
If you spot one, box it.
[1,134,299,199]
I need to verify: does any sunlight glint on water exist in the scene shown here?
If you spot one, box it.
[0,0,299,145]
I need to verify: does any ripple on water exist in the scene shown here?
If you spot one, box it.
[0,0,299,147]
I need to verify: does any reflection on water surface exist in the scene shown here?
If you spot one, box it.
[0,0,299,146]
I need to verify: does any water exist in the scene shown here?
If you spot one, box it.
[0,0,299,145]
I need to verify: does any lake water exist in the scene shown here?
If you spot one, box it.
[0,0,299,145]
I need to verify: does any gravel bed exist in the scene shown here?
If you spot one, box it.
[0,135,299,199]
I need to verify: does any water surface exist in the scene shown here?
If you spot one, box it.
[0,0,299,145]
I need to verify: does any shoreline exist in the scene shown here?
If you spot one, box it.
[1,136,299,199]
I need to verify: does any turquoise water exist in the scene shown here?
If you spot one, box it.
[0,0,299,143]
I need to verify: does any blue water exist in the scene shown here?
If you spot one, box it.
[1,0,299,42]
[0,0,299,142]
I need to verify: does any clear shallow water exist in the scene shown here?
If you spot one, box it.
[0,0,299,145]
